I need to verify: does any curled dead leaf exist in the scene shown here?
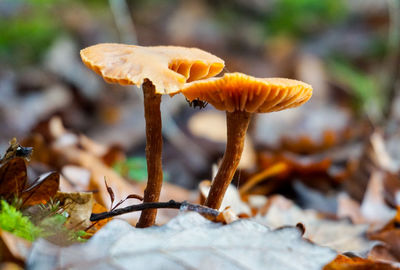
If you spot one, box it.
[0,158,27,200]
[21,172,59,206]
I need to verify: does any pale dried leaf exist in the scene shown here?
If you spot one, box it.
[27,212,336,270]
[54,192,93,230]
[255,196,376,256]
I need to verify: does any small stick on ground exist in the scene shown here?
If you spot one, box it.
[90,200,220,222]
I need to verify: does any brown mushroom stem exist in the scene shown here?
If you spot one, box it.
[204,110,251,209]
[136,80,163,228]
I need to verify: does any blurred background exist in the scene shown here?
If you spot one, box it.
[0,0,399,197]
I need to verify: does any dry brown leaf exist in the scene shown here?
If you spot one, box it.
[368,245,399,265]
[21,172,59,206]
[369,230,400,262]
[0,158,27,200]
[324,254,399,270]
[383,173,400,207]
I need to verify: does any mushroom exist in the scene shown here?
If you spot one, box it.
[180,72,312,209]
[80,43,224,227]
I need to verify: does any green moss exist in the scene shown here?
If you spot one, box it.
[0,200,42,241]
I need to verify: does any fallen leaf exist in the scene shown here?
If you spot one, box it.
[324,254,399,270]
[87,202,112,234]
[369,229,400,262]
[368,245,400,266]
[27,212,336,270]
[255,195,376,256]
[0,158,27,200]
[54,192,93,230]
[21,172,59,206]
[382,173,400,207]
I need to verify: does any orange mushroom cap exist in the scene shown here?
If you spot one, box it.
[80,43,225,94]
[181,72,312,113]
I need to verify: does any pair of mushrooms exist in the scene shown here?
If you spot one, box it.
[80,43,312,227]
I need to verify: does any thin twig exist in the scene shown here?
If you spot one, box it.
[90,200,220,222]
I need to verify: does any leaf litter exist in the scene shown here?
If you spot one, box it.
[2,113,400,270]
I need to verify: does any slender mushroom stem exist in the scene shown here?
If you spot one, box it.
[204,110,251,209]
[136,79,163,228]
